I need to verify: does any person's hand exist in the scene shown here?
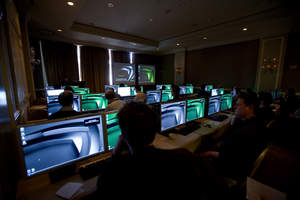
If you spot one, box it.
[199,151,219,158]
[112,135,129,157]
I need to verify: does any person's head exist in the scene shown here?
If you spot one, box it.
[64,85,74,93]
[171,84,180,99]
[118,102,158,151]
[58,90,74,107]
[287,88,296,97]
[119,83,125,87]
[161,85,166,90]
[234,93,257,119]
[135,85,141,93]
[258,92,272,108]
[105,89,117,101]
[134,92,147,103]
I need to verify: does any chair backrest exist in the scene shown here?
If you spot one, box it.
[249,145,300,196]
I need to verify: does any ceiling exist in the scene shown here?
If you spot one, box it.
[28,0,296,54]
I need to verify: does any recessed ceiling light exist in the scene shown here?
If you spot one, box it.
[57,29,63,32]
[176,43,180,46]
[132,43,136,46]
[242,27,248,31]
[101,37,105,39]
[108,2,114,8]
[149,18,153,22]
[67,1,74,6]
[203,36,207,40]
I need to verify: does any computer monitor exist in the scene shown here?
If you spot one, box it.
[179,86,186,95]
[211,89,218,96]
[130,86,136,96]
[186,98,205,122]
[179,86,194,95]
[117,87,131,97]
[138,65,155,85]
[205,85,213,92]
[105,112,122,150]
[161,101,186,131]
[146,90,161,104]
[18,114,105,176]
[218,88,224,95]
[46,89,64,97]
[73,88,90,95]
[161,90,174,102]
[220,94,232,111]
[156,84,172,90]
[105,85,118,93]
[81,94,107,111]
[208,96,221,115]
[47,95,80,116]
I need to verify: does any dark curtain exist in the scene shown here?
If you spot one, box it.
[42,40,78,86]
[112,50,130,63]
[81,46,108,93]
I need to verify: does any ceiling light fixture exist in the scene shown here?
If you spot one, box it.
[149,18,153,22]
[57,29,63,32]
[203,36,207,40]
[242,27,248,31]
[108,2,114,8]
[132,43,137,46]
[176,43,180,46]
[101,37,105,39]
[67,1,74,6]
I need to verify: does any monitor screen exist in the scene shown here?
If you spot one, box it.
[47,89,64,97]
[187,98,205,121]
[112,63,135,85]
[161,101,186,131]
[106,112,122,150]
[81,94,107,111]
[205,85,213,92]
[156,84,172,90]
[211,89,218,96]
[130,86,136,96]
[138,65,155,85]
[117,87,131,97]
[19,114,105,176]
[218,88,224,95]
[185,86,194,94]
[161,90,173,102]
[146,90,161,104]
[220,94,232,111]
[105,85,118,93]
[73,88,90,95]
[179,86,186,95]
[208,96,221,115]
[47,95,80,116]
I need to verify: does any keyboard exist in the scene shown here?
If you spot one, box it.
[206,114,228,122]
[176,123,200,136]
[79,158,110,180]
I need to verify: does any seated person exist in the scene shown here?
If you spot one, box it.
[257,92,275,127]
[171,84,181,100]
[105,89,125,111]
[197,84,210,97]
[64,85,74,93]
[97,102,218,198]
[48,90,80,119]
[200,93,266,180]
[134,92,147,103]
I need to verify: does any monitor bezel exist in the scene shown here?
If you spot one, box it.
[17,112,108,178]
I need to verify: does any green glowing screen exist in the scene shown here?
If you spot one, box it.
[161,90,174,102]
[187,98,205,121]
[106,112,122,149]
[138,65,155,84]
[81,94,107,111]
[73,88,90,95]
[220,94,232,111]
[185,86,194,94]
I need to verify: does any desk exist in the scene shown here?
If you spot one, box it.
[17,112,232,200]
[153,113,232,152]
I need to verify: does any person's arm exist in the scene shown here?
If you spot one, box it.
[199,151,219,158]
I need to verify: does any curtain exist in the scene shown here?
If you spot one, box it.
[42,40,78,86]
[81,46,108,93]
[112,50,130,63]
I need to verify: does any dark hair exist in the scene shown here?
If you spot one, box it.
[259,92,272,106]
[64,85,74,93]
[117,102,158,148]
[105,90,116,100]
[172,84,180,99]
[135,85,141,92]
[237,92,258,107]
[58,91,74,106]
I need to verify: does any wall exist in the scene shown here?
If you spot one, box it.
[185,40,259,89]
[156,54,175,84]
[281,33,300,92]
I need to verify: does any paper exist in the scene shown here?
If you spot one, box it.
[247,177,286,200]
[56,182,83,199]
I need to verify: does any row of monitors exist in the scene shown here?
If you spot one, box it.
[161,94,232,131]
[20,94,232,177]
